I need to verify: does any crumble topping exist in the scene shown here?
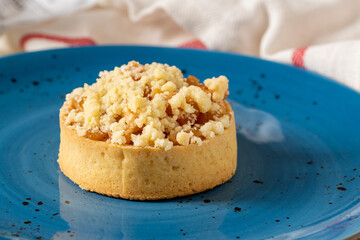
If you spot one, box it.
[60,61,232,150]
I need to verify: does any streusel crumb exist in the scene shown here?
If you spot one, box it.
[60,61,232,150]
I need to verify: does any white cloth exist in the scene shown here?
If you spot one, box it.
[1,0,360,91]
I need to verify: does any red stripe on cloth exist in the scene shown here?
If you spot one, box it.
[20,33,97,50]
[292,47,308,69]
[179,40,207,49]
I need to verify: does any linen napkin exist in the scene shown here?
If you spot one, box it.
[1,0,359,91]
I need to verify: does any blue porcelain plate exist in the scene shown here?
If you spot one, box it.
[1,46,360,240]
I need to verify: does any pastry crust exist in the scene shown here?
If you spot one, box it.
[58,111,237,200]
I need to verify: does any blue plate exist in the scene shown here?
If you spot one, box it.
[1,46,360,240]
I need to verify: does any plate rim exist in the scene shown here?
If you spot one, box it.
[1,44,359,98]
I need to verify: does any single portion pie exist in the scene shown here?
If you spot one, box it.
[58,61,237,200]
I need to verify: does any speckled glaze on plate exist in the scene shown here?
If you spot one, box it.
[0,46,360,240]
